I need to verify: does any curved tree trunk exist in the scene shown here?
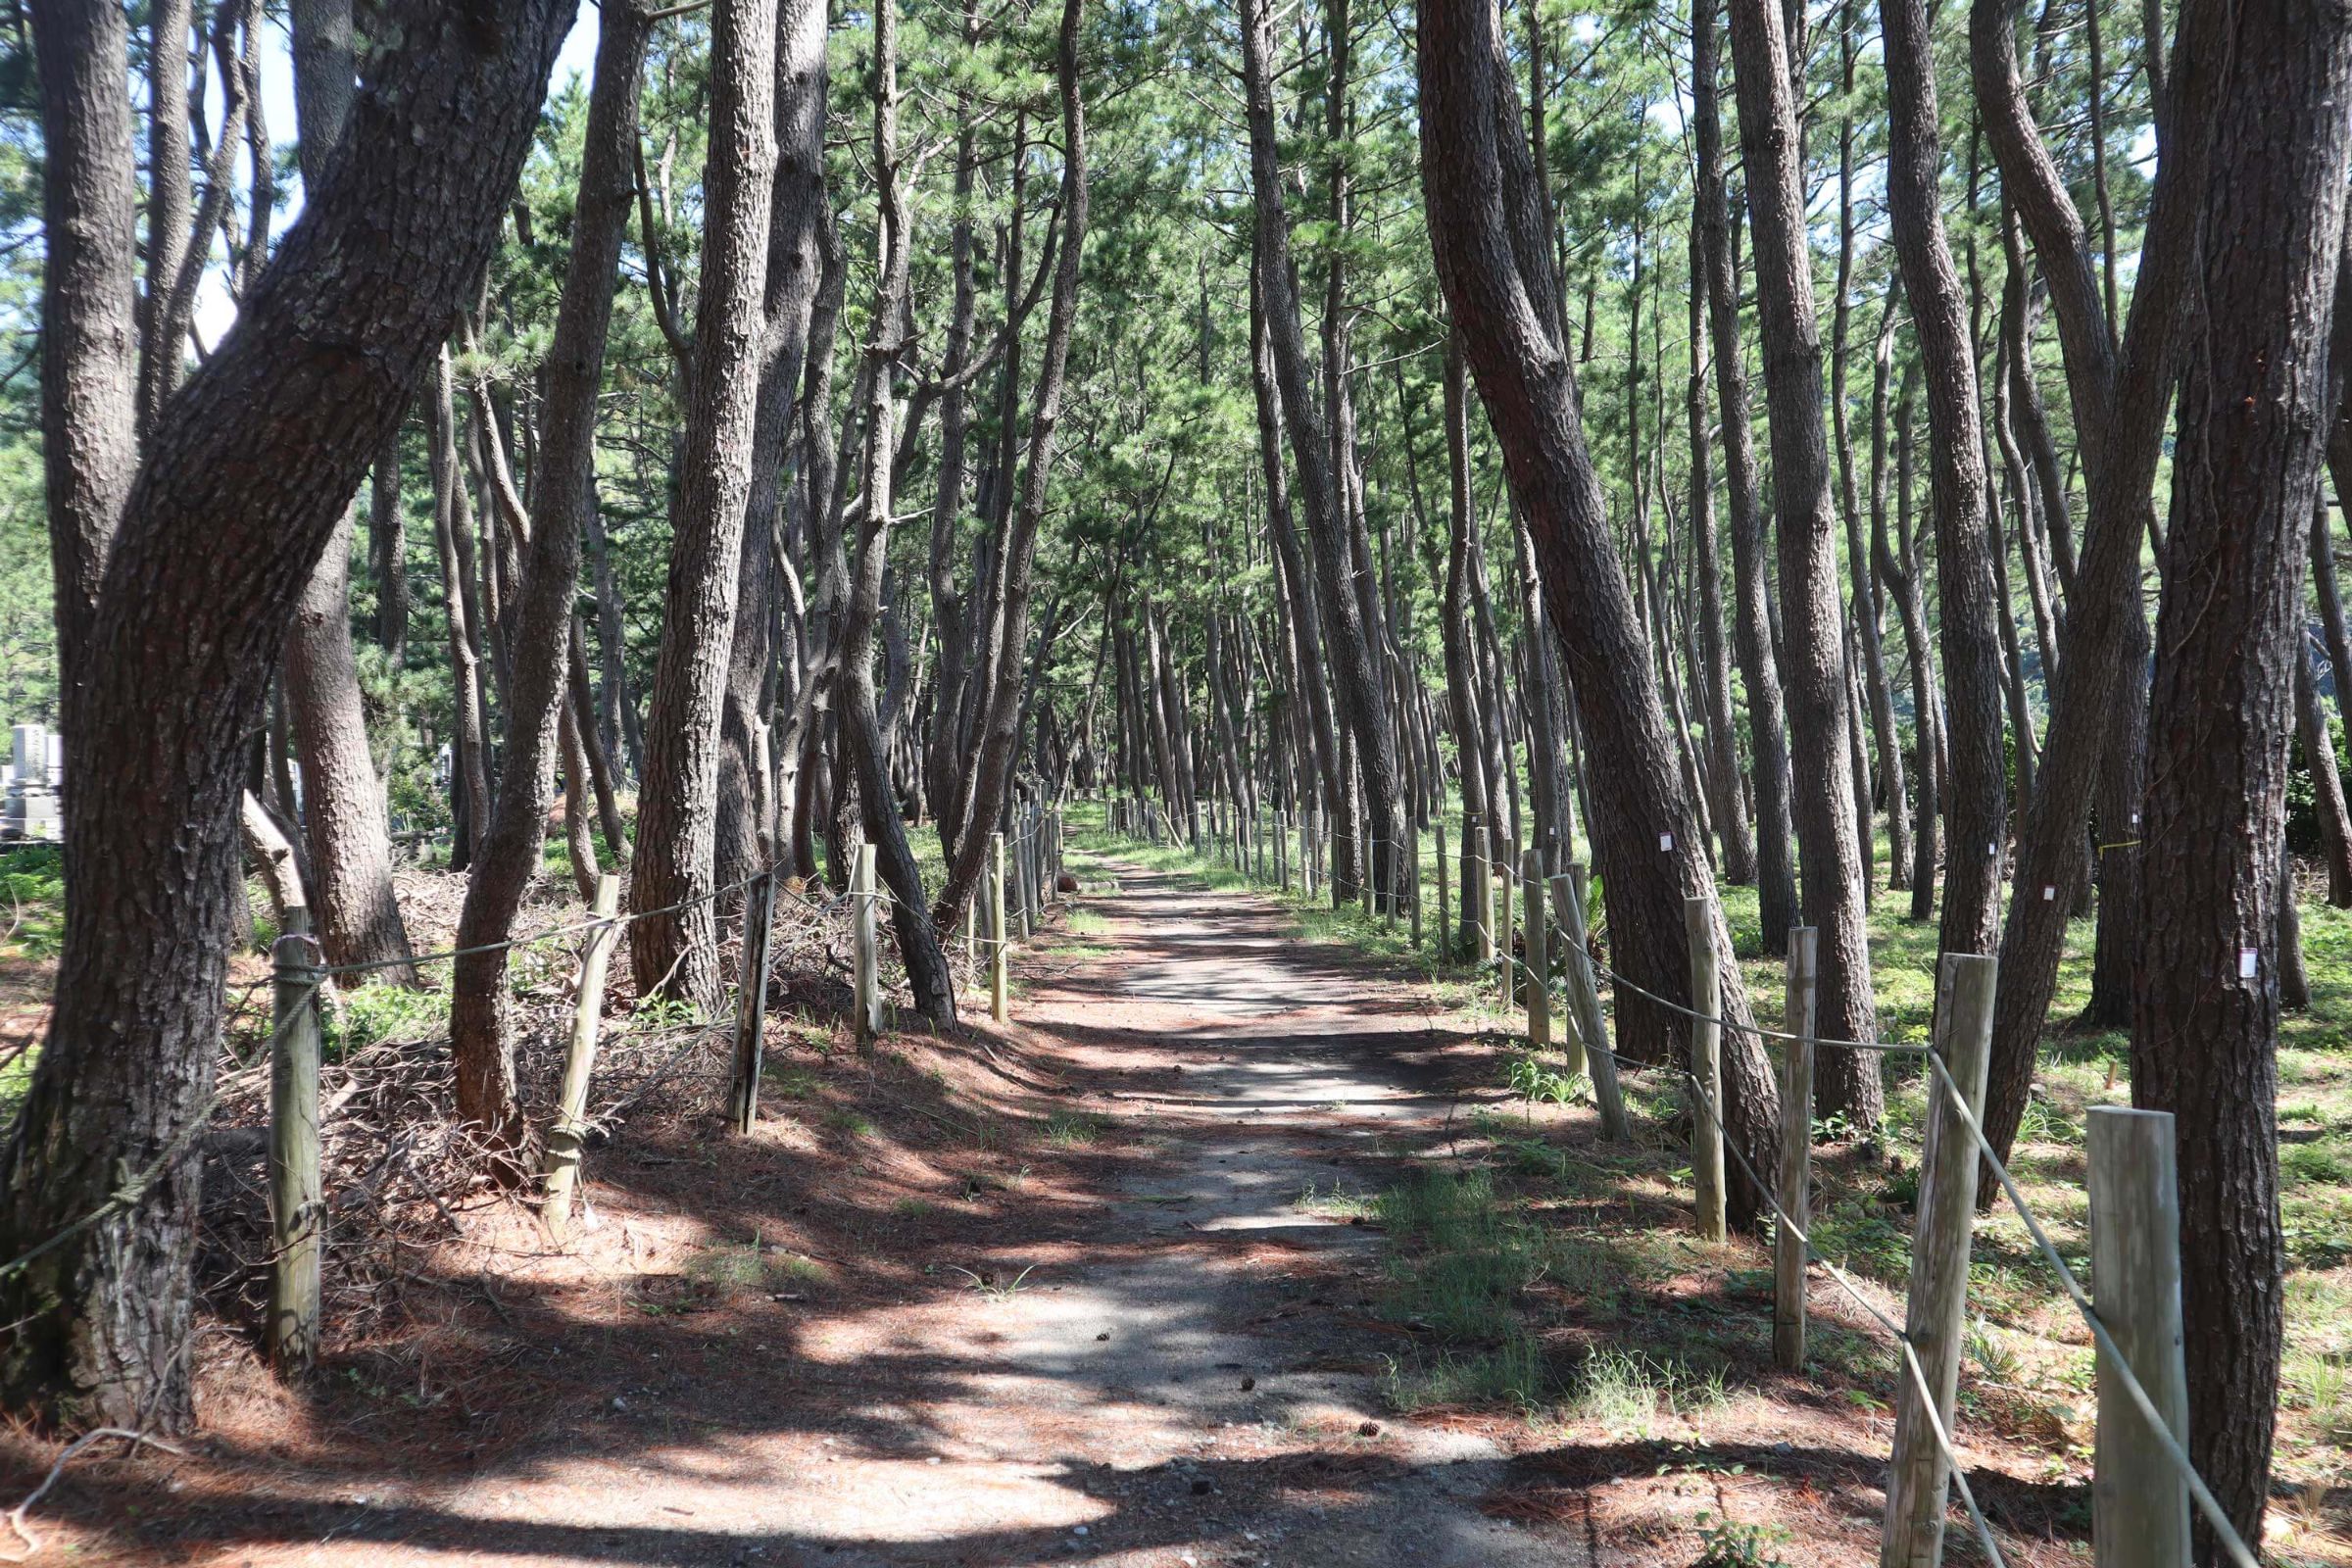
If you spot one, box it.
[1238,0,1401,915]
[1972,0,2220,1171]
[447,0,651,1156]
[1725,0,1881,1126]
[1416,0,1780,1224]
[1692,0,1796,952]
[0,0,571,1430]
[1880,0,2009,972]
[930,0,1088,936]
[281,0,416,980]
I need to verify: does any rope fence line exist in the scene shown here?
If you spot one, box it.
[1096,795,2241,1568]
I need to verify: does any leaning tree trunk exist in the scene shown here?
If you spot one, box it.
[1879,0,2008,966]
[1416,0,1780,1225]
[447,0,651,1157]
[281,0,417,979]
[2133,13,2352,1557]
[1972,0,2219,1171]
[1239,0,1401,913]
[628,0,783,1011]
[1691,0,1796,952]
[931,0,1088,934]
[0,0,571,1430]
[836,0,957,1023]
[1725,0,1881,1126]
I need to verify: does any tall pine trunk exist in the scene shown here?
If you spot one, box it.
[0,0,571,1428]
[1725,0,1882,1124]
[2132,10,2352,1552]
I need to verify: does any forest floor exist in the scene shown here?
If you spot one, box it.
[2,834,2348,1565]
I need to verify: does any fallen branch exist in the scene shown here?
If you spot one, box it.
[2,1428,188,1563]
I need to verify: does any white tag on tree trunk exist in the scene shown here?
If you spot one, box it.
[1659,833,1674,853]
[1987,843,1998,857]
[2239,947,2259,980]
[2043,886,2056,901]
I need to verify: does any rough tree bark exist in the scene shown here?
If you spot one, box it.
[1879,0,2008,968]
[282,0,417,978]
[29,0,139,743]
[0,0,571,1429]
[715,0,831,902]
[834,0,957,1023]
[1724,0,1881,1124]
[1687,208,1755,886]
[628,0,783,1010]
[931,0,1088,936]
[1239,0,1402,913]
[1972,0,2219,1169]
[1691,0,1796,951]
[447,0,651,1155]
[2132,10,2352,1555]
[1416,0,1780,1224]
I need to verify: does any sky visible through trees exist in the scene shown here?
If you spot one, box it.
[0,0,2347,1561]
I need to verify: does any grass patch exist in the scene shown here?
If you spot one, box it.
[686,1237,827,1297]
[1043,1109,1104,1149]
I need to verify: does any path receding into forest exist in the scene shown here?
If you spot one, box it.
[22,856,1600,1567]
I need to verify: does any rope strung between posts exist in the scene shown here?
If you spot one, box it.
[1503,939,2260,1568]
[1915,1044,2261,1568]
[1664,1035,2013,1568]
[0,865,865,1286]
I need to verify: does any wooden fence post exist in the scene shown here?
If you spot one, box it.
[1409,817,1423,947]
[1467,811,1492,964]
[268,913,323,1376]
[989,831,1009,1022]
[1684,897,1726,1244]
[2088,1106,2191,1568]
[1881,952,1998,1568]
[1497,843,1515,1005]
[1526,847,1552,1049]
[852,844,882,1040]
[1555,866,1629,1138]
[544,872,623,1239]
[1776,926,1818,1370]
[1436,818,1450,960]
[730,869,780,1128]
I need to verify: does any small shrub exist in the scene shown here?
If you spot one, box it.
[1691,1514,1791,1568]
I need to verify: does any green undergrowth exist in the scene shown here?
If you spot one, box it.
[1077,797,2351,1511]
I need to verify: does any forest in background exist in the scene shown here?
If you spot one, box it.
[0,0,2346,1561]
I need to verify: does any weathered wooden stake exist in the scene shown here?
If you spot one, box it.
[1467,811,1493,963]
[988,831,1009,1022]
[1497,844,1515,1004]
[1526,847,1552,1048]
[1776,926,1818,1370]
[730,869,781,1128]
[1881,952,1998,1568]
[1684,897,1726,1244]
[544,872,623,1239]
[852,844,882,1040]
[1555,866,1628,1137]
[1408,817,1423,946]
[2088,1105,2190,1568]
[268,912,323,1376]
[1436,818,1450,959]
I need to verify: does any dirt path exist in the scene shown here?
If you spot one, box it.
[18,854,1593,1567]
